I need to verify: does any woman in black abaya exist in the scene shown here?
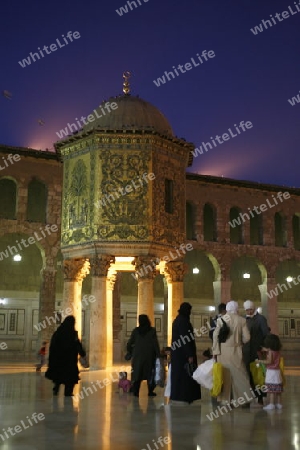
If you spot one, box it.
[170,302,201,404]
[46,315,86,396]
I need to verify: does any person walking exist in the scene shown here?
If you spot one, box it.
[45,315,86,396]
[212,301,252,405]
[170,302,201,405]
[36,341,48,372]
[242,300,269,406]
[127,314,160,397]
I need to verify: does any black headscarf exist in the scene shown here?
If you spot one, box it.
[53,315,77,346]
[178,302,192,317]
[138,314,151,335]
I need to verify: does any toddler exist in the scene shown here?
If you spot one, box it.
[36,341,47,372]
[118,372,131,393]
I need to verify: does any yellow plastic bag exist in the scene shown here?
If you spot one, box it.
[210,362,223,397]
[280,357,285,387]
[250,361,265,387]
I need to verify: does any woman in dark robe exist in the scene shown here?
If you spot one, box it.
[170,302,201,404]
[45,315,86,396]
[127,314,160,397]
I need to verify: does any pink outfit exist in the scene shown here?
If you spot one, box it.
[267,350,280,369]
[118,379,131,393]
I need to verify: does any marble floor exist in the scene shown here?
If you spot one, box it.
[0,361,299,450]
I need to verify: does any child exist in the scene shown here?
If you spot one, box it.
[202,348,213,362]
[36,341,47,372]
[256,334,283,410]
[118,372,131,393]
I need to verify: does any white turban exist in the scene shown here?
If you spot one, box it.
[244,300,254,310]
[226,301,238,313]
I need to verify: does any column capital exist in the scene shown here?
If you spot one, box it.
[63,258,90,282]
[133,256,158,281]
[107,271,117,290]
[164,260,188,283]
[90,255,115,277]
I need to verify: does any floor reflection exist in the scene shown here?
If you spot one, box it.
[0,365,298,450]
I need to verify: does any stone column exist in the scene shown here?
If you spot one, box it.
[261,278,279,334]
[106,271,117,368]
[221,280,232,304]
[164,261,187,345]
[62,258,90,339]
[134,257,156,324]
[213,280,221,309]
[38,265,57,345]
[89,255,115,370]
[113,272,122,363]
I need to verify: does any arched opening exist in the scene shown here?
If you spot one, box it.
[274,212,287,247]
[203,203,217,242]
[186,201,196,240]
[230,256,263,303]
[293,214,300,250]
[27,179,47,222]
[250,211,263,245]
[0,232,44,352]
[0,178,17,219]
[229,207,243,244]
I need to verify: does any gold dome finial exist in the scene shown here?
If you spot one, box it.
[123,71,131,95]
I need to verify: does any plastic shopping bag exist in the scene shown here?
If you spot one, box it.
[250,361,265,387]
[192,359,214,389]
[164,364,171,397]
[210,362,223,397]
[155,357,165,387]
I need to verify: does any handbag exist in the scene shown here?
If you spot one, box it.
[79,356,89,368]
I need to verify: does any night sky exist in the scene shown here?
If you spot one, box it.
[1,0,299,187]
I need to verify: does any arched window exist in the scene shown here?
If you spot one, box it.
[229,207,243,244]
[250,212,263,245]
[293,214,300,250]
[203,203,217,242]
[0,178,17,219]
[274,212,286,247]
[186,202,196,240]
[27,179,47,222]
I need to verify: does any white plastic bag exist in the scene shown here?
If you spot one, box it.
[164,364,171,397]
[192,359,214,389]
[155,357,165,387]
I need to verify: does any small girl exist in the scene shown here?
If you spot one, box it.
[257,334,283,410]
[36,341,47,372]
[118,372,131,393]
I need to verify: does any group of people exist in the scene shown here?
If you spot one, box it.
[210,300,283,409]
[42,300,283,410]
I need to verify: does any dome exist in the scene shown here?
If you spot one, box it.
[83,94,174,137]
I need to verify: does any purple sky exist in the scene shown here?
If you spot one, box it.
[1,0,299,186]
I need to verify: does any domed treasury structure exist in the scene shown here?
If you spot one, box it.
[55,81,194,369]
